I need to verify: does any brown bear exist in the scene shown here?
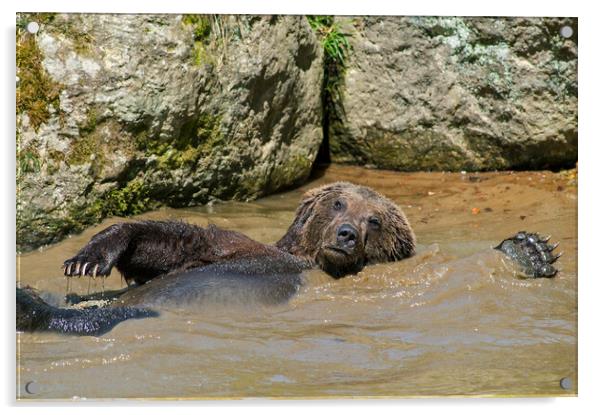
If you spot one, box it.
[16,182,559,335]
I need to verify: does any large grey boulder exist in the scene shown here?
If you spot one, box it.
[17,14,323,251]
[329,17,577,171]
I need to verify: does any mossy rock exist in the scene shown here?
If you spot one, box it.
[16,14,323,252]
[16,29,62,131]
[328,16,577,171]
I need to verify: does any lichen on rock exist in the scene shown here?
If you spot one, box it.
[328,16,577,171]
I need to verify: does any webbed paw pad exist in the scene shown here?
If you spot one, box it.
[494,231,561,278]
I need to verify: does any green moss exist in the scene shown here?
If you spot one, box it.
[181,15,248,66]
[61,23,94,55]
[182,14,212,41]
[81,107,99,134]
[17,178,158,251]
[232,153,314,200]
[69,109,103,166]
[17,13,57,29]
[268,153,313,192]
[69,133,99,165]
[193,42,215,66]
[16,28,63,131]
[19,12,93,57]
[195,113,224,154]
[140,112,223,170]
[69,112,134,182]
[99,180,157,217]
[66,179,157,226]
[44,13,93,54]
[182,14,216,66]
[17,179,154,250]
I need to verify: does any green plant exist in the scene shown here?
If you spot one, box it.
[17,149,40,174]
[182,15,252,66]
[182,14,212,41]
[307,16,351,65]
[306,16,352,157]
[100,180,155,217]
[182,14,224,66]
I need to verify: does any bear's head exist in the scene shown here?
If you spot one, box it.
[276,182,416,278]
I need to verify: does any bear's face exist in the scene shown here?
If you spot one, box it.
[276,182,416,278]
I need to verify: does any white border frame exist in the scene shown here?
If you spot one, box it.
[3,1,599,413]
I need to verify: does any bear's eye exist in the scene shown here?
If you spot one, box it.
[333,200,344,211]
[368,216,381,229]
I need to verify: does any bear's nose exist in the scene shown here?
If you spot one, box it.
[337,224,358,249]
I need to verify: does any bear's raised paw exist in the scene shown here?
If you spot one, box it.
[494,231,562,278]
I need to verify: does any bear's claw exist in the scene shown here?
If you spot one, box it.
[494,231,561,278]
[63,255,111,278]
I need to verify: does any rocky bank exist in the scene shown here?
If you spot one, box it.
[17,14,323,251]
[16,14,578,251]
[328,17,577,171]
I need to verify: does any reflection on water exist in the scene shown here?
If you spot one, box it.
[16,165,577,399]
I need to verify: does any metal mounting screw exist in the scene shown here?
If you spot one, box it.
[560,26,573,39]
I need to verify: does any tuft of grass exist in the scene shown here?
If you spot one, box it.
[306,16,352,154]
[307,16,351,65]
[17,149,41,174]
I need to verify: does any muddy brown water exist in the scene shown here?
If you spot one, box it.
[16,165,577,399]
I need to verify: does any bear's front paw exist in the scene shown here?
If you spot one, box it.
[494,231,562,278]
[63,252,113,278]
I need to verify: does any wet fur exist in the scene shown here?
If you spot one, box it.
[16,183,560,336]
[17,182,417,335]
[277,182,416,276]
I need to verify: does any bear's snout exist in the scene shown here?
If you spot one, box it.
[336,223,359,250]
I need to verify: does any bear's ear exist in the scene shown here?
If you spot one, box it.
[275,184,342,255]
[274,190,319,255]
[384,205,416,261]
